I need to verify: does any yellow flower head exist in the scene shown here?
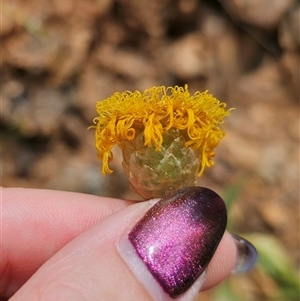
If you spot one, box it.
[93,85,231,178]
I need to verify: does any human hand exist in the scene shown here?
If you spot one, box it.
[1,187,256,301]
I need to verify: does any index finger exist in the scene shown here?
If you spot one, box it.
[1,187,132,298]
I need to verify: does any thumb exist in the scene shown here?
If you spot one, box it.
[10,187,249,301]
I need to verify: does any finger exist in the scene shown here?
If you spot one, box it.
[1,187,132,297]
[10,187,241,301]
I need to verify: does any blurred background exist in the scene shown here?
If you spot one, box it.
[1,0,299,300]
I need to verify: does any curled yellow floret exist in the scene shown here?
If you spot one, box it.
[92,85,231,175]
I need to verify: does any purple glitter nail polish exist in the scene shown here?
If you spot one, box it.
[128,186,227,298]
[231,233,257,273]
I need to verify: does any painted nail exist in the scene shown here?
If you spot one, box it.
[119,186,227,299]
[231,233,258,273]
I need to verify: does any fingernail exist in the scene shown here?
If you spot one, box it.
[119,187,227,300]
[231,233,258,273]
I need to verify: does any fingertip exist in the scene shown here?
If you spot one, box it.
[119,187,230,300]
[202,231,237,290]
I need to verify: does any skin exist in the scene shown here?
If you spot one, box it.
[1,187,237,301]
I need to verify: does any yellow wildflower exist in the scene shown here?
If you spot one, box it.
[92,85,232,198]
